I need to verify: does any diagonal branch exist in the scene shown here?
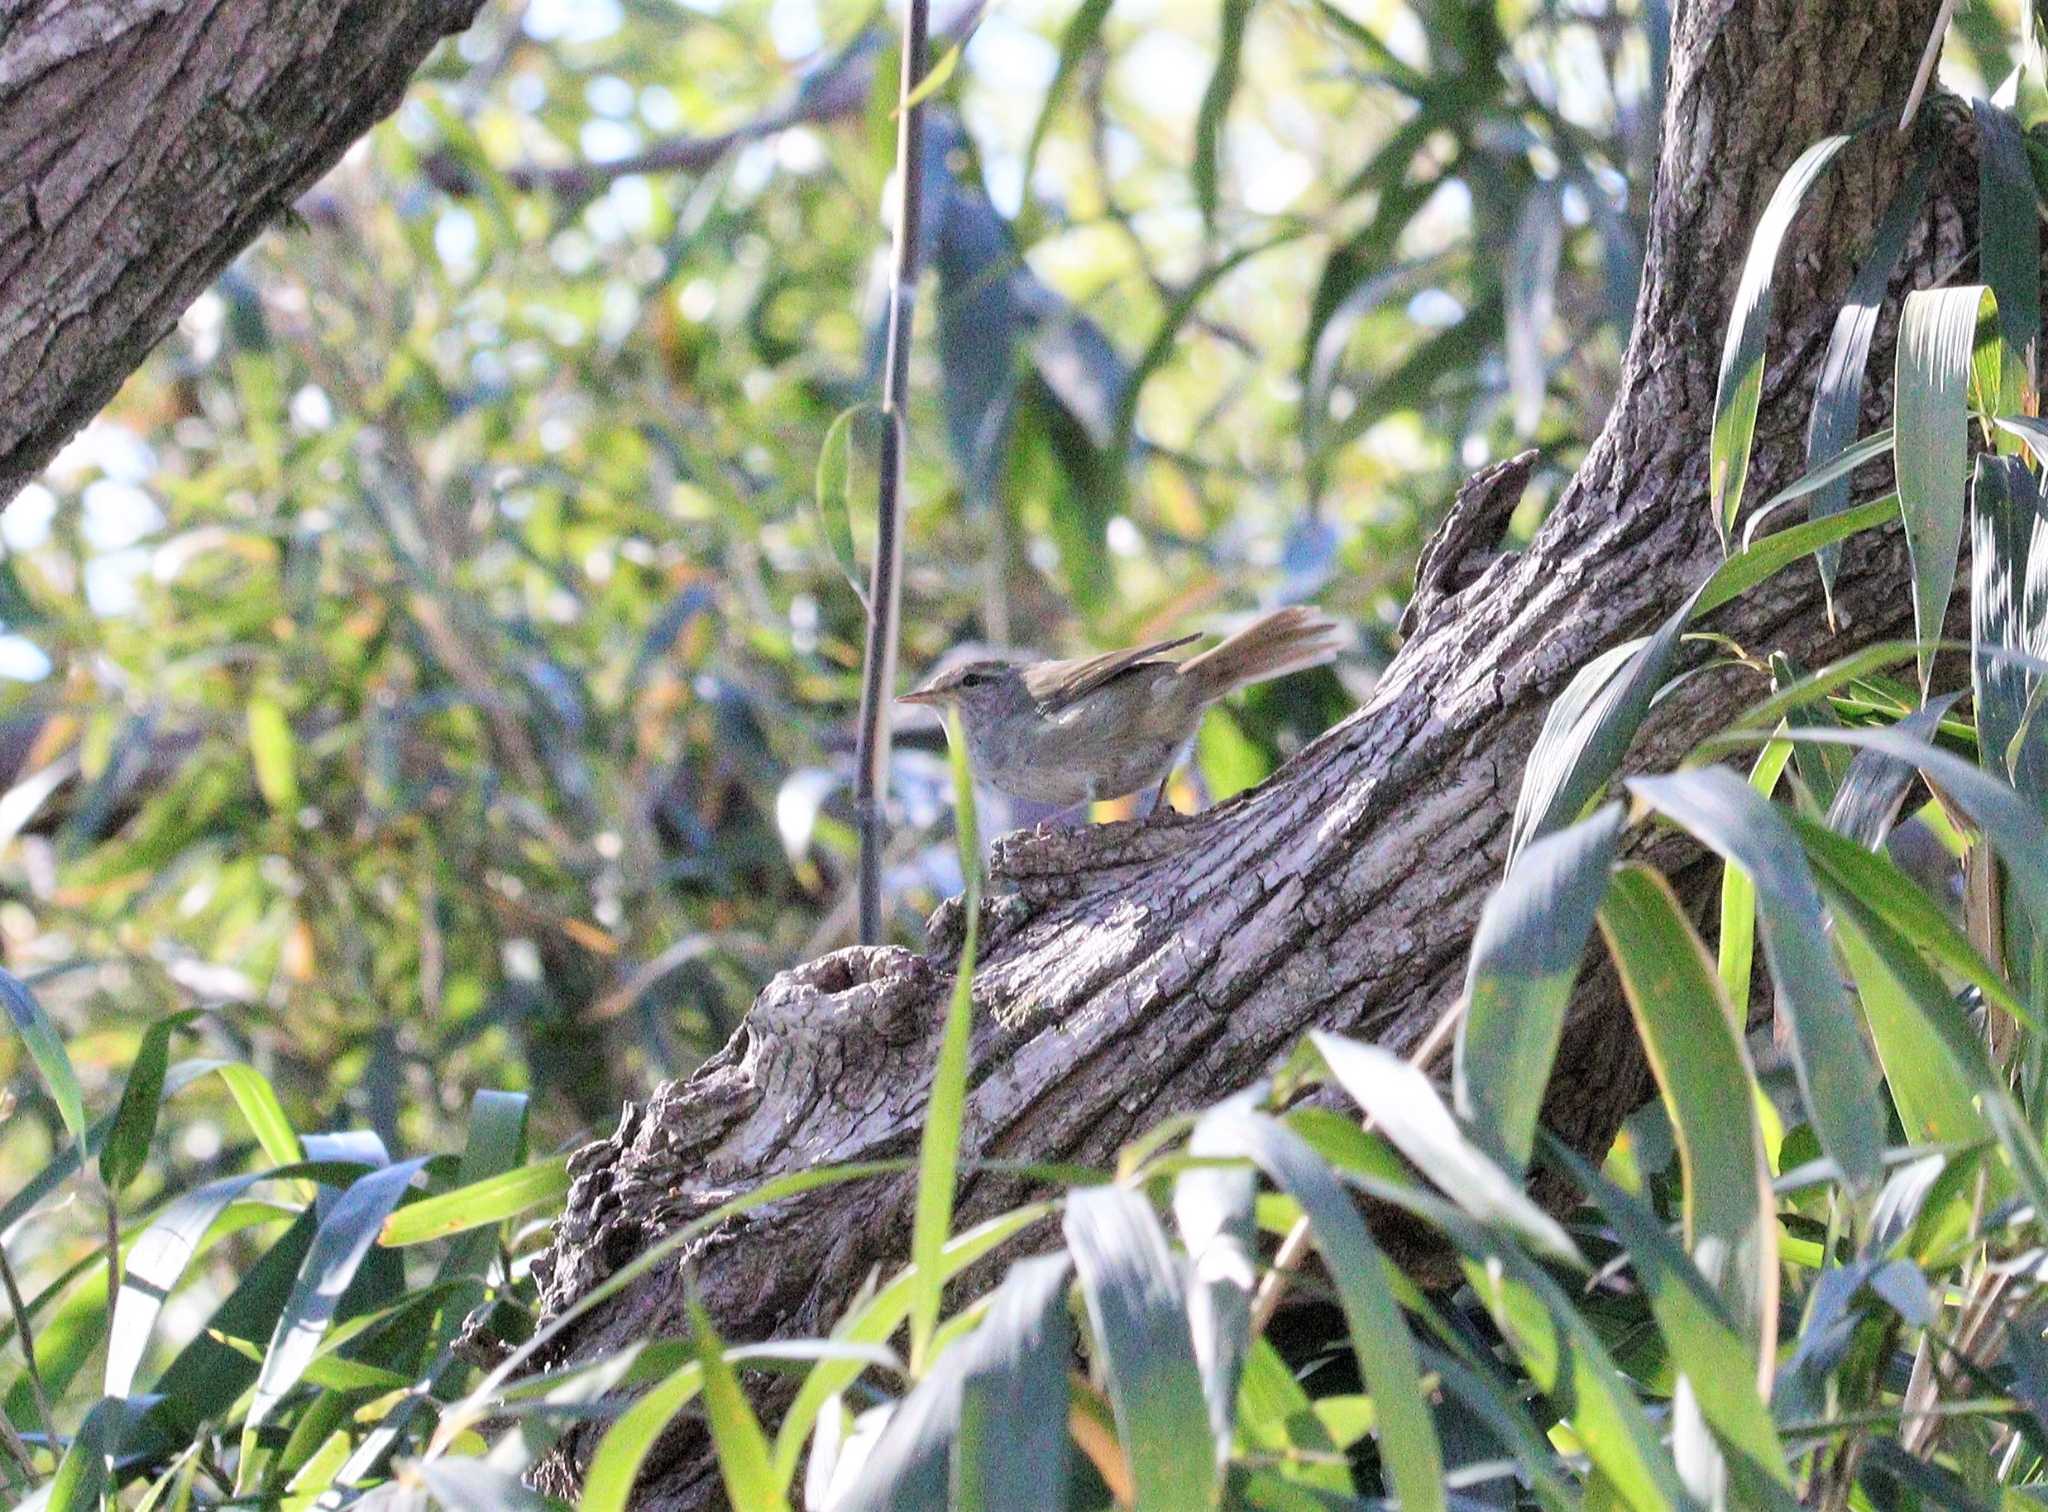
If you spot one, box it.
[521,3,1977,1506]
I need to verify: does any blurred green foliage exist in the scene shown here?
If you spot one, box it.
[0,0,2027,1243]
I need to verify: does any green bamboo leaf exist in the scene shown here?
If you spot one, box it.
[1547,1140,1795,1507]
[179,1059,303,1168]
[1805,150,1932,613]
[1711,134,1851,549]
[1063,1186,1214,1510]
[1895,284,2000,689]
[1175,1104,1258,1454]
[910,709,985,1374]
[1198,1110,1445,1512]
[1828,882,2048,1219]
[1629,769,1885,1190]
[100,1009,203,1194]
[1784,725,2048,935]
[1975,98,2039,381]
[1698,497,1900,619]
[1738,428,1894,544]
[1596,864,1778,1356]
[1971,455,2048,799]
[246,695,300,814]
[1458,1242,1690,1508]
[1768,653,1850,812]
[834,1255,1075,1511]
[433,1090,531,1320]
[1,967,88,1154]
[128,1208,318,1458]
[40,1395,134,1512]
[1454,805,1623,1174]
[1825,692,1960,847]
[814,405,871,611]
[108,1165,308,1398]
[1507,580,1705,863]
[690,1298,788,1512]
[1791,812,2024,1023]
[952,1255,1074,1511]
[1828,892,1995,1153]
[241,1158,427,1477]
[769,1204,1053,1486]
[377,1153,567,1246]
[1717,739,1793,1009]
[1308,1031,1580,1265]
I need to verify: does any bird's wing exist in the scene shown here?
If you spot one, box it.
[1021,632,1202,711]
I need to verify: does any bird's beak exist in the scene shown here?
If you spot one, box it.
[897,686,944,707]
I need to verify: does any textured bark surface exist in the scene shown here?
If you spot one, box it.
[0,0,484,507]
[526,1,1972,1504]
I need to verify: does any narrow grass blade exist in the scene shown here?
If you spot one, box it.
[1895,284,1999,689]
[1711,135,1850,549]
[1806,149,1932,611]
[1202,1110,1446,1511]
[1597,864,1778,1357]
[910,708,985,1374]
[1629,770,1885,1189]
[1455,804,1623,1174]
[1063,1186,1214,1510]
[690,1299,788,1512]
[378,1155,568,1247]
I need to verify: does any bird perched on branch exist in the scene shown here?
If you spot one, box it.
[899,605,1344,812]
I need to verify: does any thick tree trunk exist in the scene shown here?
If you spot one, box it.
[526,0,1974,1503]
[0,0,485,507]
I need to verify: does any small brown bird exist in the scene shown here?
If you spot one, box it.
[898,605,1343,810]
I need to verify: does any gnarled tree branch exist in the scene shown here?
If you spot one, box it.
[0,0,485,508]
[523,2,1984,1505]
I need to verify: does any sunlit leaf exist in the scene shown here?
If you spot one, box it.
[1711,134,1850,549]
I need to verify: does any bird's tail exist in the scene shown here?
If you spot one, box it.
[1180,606,1344,697]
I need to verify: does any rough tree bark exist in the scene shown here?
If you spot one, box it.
[524,0,1978,1503]
[0,0,485,508]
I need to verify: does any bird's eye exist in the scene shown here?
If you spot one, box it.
[960,671,984,687]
